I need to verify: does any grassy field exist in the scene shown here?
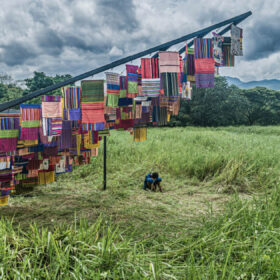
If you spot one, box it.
[1,126,280,279]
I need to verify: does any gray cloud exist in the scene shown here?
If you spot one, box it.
[0,0,279,82]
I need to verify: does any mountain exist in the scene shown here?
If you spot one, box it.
[225,76,280,90]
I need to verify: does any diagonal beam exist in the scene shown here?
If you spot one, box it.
[0,11,252,112]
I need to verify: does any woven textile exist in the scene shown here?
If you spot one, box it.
[81,103,105,124]
[194,38,213,58]
[81,80,104,103]
[142,78,161,97]
[106,94,119,107]
[231,24,243,56]
[120,76,127,89]
[42,102,62,118]
[0,117,20,152]
[161,73,179,96]
[195,73,215,88]
[182,82,193,100]
[133,128,147,142]
[62,87,81,121]
[194,58,215,73]
[212,32,224,66]
[159,51,180,73]
[168,96,181,115]
[81,122,105,131]
[42,96,61,102]
[106,72,120,95]
[141,58,159,78]
[126,65,138,97]
[39,171,55,185]
[222,45,235,67]
[182,47,195,83]
[50,118,63,136]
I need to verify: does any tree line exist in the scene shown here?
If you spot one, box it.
[1,72,280,126]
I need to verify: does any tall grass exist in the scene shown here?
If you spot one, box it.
[2,126,280,279]
[1,187,280,279]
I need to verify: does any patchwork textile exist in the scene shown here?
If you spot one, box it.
[142,78,161,97]
[195,73,215,88]
[20,104,41,140]
[194,38,213,58]
[133,127,147,142]
[106,72,120,107]
[0,117,20,152]
[126,65,138,98]
[231,24,243,56]
[161,73,179,96]
[62,87,81,121]
[212,32,224,66]
[159,51,180,73]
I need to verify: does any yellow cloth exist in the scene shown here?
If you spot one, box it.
[0,196,9,206]
[39,171,55,185]
[84,132,100,149]
[133,128,147,142]
[17,140,38,147]
[167,113,171,122]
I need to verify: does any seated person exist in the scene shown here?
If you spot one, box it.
[143,172,162,192]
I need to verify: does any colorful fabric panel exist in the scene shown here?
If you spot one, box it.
[161,73,179,96]
[194,38,214,59]
[159,51,180,73]
[231,24,243,56]
[142,79,161,97]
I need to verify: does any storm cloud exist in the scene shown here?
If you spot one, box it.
[0,0,279,81]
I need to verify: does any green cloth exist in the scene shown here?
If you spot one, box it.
[119,90,127,98]
[21,120,40,128]
[128,81,138,94]
[0,129,19,138]
[81,80,104,103]
[106,94,119,107]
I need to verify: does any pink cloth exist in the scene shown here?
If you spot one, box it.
[42,102,62,118]
[194,58,215,74]
[0,138,17,152]
[20,127,39,140]
[159,51,180,73]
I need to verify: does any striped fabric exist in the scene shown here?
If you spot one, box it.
[50,118,63,136]
[0,117,20,152]
[81,103,105,124]
[42,96,61,102]
[106,72,120,95]
[81,122,105,131]
[141,58,159,78]
[161,73,179,96]
[142,78,161,97]
[81,80,104,103]
[42,102,62,118]
[194,38,214,58]
[212,32,224,66]
[194,58,215,73]
[120,76,127,89]
[62,87,81,121]
[222,45,235,67]
[195,73,215,88]
[159,51,180,73]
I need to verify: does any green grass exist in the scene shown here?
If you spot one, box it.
[1,126,280,279]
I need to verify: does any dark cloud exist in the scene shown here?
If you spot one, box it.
[245,20,280,60]
[0,42,35,66]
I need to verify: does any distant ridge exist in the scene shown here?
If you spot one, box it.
[225,76,280,90]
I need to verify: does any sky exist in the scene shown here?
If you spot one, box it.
[0,0,279,82]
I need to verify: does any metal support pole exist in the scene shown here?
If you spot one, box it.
[103,136,107,190]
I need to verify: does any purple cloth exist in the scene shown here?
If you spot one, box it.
[69,109,81,121]
[60,121,72,149]
[0,138,17,152]
[20,127,39,140]
[195,73,215,88]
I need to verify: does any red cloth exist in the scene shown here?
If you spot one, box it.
[194,58,215,74]
[0,138,17,152]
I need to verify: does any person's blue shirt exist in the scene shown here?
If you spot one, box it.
[143,173,162,190]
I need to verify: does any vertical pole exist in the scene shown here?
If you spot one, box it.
[103,136,107,190]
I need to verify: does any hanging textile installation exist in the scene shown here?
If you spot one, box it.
[0,34,245,206]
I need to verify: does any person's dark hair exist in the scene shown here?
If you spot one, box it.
[151,172,159,179]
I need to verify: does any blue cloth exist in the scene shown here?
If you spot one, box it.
[143,173,162,190]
